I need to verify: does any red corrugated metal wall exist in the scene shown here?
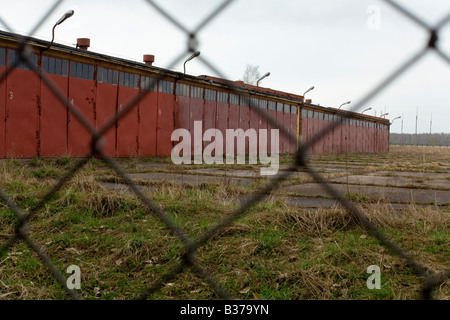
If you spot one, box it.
[267,101,277,154]
[258,99,268,155]
[237,95,249,155]
[67,62,96,157]
[190,86,204,158]
[289,105,297,153]
[157,80,175,157]
[40,71,68,157]
[117,73,139,157]
[139,76,158,157]
[203,88,216,153]
[215,91,228,157]
[96,67,118,157]
[0,44,393,159]
[0,48,6,158]
[5,50,39,158]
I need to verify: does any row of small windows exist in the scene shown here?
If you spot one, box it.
[9,49,38,70]
[98,67,118,85]
[70,61,94,80]
[205,88,217,101]
[302,109,389,129]
[141,76,158,91]
[176,83,190,96]
[42,56,68,76]
[159,80,174,94]
[119,71,139,88]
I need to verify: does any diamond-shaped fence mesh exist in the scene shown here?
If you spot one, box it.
[0,0,448,300]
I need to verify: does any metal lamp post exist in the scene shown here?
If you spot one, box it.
[44,10,74,51]
[298,86,314,144]
[256,72,270,87]
[338,101,351,109]
[183,51,201,75]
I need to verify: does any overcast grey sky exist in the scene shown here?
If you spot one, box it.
[1,0,450,134]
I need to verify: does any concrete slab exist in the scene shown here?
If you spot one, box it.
[329,174,450,190]
[280,183,450,204]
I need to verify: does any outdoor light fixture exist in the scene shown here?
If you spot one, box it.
[362,107,372,114]
[183,51,201,75]
[56,9,75,26]
[380,112,389,118]
[303,86,314,96]
[257,72,270,87]
[391,116,401,124]
[46,10,74,50]
[298,86,315,144]
[338,101,351,109]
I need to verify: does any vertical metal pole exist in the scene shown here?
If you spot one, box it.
[429,113,432,134]
[415,107,418,146]
[401,113,403,146]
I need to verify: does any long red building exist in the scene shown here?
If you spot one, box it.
[0,31,390,158]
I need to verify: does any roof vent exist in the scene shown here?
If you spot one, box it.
[143,54,155,66]
[305,99,312,104]
[76,38,90,50]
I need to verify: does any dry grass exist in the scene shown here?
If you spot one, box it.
[0,146,449,300]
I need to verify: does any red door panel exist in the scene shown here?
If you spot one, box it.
[233,102,244,155]
[67,78,96,157]
[157,92,175,157]
[268,108,278,154]
[96,82,118,157]
[139,89,158,157]
[117,86,139,157]
[6,68,39,158]
[175,95,190,130]
[290,107,297,154]
[204,99,216,152]
[0,62,5,157]
[40,73,68,157]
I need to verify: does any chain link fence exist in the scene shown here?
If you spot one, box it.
[0,0,449,300]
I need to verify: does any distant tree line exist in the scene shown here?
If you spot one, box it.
[390,133,450,146]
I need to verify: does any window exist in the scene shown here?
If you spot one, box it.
[0,47,6,66]
[176,83,190,96]
[98,67,118,85]
[277,102,284,112]
[217,91,228,103]
[307,110,313,118]
[259,99,267,110]
[250,97,259,108]
[9,49,37,70]
[268,100,276,111]
[239,95,249,106]
[42,56,68,76]
[191,86,204,99]
[284,104,290,113]
[230,93,239,105]
[141,76,157,91]
[291,105,297,114]
[119,72,139,88]
[70,61,94,80]
[159,80,174,94]
[205,89,216,101]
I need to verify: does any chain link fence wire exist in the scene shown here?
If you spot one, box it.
[0,0,449,300]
